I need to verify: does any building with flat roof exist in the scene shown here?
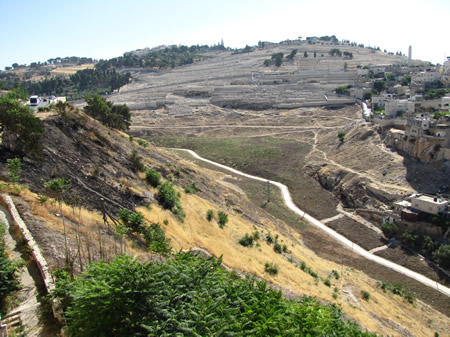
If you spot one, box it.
[410,194,448,215]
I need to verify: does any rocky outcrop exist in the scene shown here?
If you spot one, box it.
[304,162,386,209]
[384,128,448,162]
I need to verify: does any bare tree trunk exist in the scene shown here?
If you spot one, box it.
[97,223,103,260]
[60,201,70,269]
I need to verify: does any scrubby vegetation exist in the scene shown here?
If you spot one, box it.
[4,68,131,100]
[300,261,319,279]
[338,131,346,143]
[145,168,161,187]
[361,290,371,301]
[217,210,228,228]
[379,280,416,304]
[183,183,200,194]
[118,208,171,254]
[382,221,450,269]
[0,94,44,156]
[335,85,351,95]
[0,223,22,312]
[6,158,22,183]
[96,44,219,70]
[264,262,279,275]
[206,209,214,222]
[157,182,185,222]
[53,252,377,336]
[424,88,450,100]
[84,94,131,130]
[329,48,342,57]
[238,231,260,248]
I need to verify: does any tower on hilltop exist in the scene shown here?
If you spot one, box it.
[408,45,412,66]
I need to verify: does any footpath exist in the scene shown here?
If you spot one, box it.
[173,148,450,297]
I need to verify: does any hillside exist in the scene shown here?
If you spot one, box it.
[1,41,449,335]
[0,104,449,336]
[108,41,449,295]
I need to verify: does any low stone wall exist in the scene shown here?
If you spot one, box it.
[355,209,385,225]
[366,183,405,202]
[0,194,64,324]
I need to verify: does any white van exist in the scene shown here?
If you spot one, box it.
[29,95,40,106]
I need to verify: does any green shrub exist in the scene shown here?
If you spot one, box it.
[137,139,148,147]
[184,183,200,194]
[118,208,171,254]
[273,242,282,254]
[264,262,279,275]
[217,211,228,229]
[0,96,44,156]
[157,182,178,210]
[239,234,254,247]
[324,279,331,287]
[379,281,415,304]
[157,182,185,222]
[431,244,450,269]
[361,291,371,301]
[6,158,21,183]
[36,195,48,204]
[0,223,22,304]
[145,168,161,187]
[130,148,144,172]
[84,94,131,130]
[206,209,214,222]
[309,271,318,279]
[300,261,306,271]
[381,221,398,238]
[331,270,340,280]
[400,231,419,249]
[335,86,349,95]
[52,252,380,337]
[118,208,145,233]
[142,223,172,254]
[265,232,274,244]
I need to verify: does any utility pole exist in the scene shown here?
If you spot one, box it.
[267,180,270,204]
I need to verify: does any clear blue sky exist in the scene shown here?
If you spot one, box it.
[1,0,449,69]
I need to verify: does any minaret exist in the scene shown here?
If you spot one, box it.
[408,45,412,66]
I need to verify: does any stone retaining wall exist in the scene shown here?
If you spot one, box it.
[0,194,64,324]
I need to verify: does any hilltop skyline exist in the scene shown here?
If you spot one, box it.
[1,0,449,69]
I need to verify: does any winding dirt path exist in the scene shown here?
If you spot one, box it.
[172,148,450,297]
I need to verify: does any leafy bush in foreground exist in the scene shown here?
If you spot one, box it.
[53,253,377,337]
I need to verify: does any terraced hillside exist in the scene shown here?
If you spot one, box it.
[109,42,403,113]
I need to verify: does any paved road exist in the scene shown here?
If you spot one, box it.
[173,148,450,297]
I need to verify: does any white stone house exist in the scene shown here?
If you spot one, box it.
[410,194,448,215]
[385,100,415,117]
[412,71,441,84]
[372,93,396,109]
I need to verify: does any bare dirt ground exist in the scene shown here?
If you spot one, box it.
[324,215,387,251]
